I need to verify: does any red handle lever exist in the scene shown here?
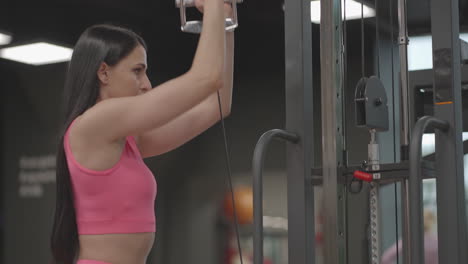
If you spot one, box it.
[354,170,373,182]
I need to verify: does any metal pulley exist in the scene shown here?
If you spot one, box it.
[354,76,389,131]
[175,0,242,34]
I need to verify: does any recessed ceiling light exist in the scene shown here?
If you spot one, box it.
[310,0,376,24]
[0,42,72,66]
[0,32,12,45]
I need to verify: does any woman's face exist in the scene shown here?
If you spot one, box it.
[99,44,152,99]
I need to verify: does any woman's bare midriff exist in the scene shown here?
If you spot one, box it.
[77,232,155,264]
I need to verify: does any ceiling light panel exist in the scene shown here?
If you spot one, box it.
[0,42,72,66]
[0,32,12,45]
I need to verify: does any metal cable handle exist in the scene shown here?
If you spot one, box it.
[176,0,242,34]
[409,116,449,264]
[252,129,299,264]
[175,0,243,7]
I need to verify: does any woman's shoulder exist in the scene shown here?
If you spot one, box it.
[70,105,142,149]
[69,111,126,147]
[67,114,129,172]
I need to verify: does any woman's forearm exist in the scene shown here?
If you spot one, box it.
[191,0,226,83]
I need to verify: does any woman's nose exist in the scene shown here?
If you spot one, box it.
[140,75,152,93]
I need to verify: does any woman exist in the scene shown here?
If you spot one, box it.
[50,0,234,263]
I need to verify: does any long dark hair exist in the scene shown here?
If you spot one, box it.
[50,24,147,264]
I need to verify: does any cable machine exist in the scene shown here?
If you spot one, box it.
[176,0,467,263]
[251,0,467,263]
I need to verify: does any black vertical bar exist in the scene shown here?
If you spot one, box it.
[284,0,315,264]
[430,0,468,263]
[321,0,345,263]
[409,117,448,264]
[387,1,401,263]
[253,130,299,264]
[398,0,410,151]
[376,0,380,77]
[361,0,365,77]
[343,0,350,262]
[396,0,412,262]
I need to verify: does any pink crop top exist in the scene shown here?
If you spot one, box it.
[64,118,157,235]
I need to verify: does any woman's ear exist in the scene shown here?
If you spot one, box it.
[97,62,110,85]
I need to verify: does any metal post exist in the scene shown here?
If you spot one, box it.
[409,116,449,264]
[320,0,346,263]
[284,0,315,264]
[252,130,299,264]
[398,0,410,150]
[400,180,410,263]
[430,0,468,262]
[397,0,411,262]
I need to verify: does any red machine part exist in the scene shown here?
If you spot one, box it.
[353,170,373,182]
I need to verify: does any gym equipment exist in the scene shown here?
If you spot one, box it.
[175,0,242,34]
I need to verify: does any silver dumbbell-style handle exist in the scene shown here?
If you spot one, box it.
[175,0,242,7]
[176,0,242,34]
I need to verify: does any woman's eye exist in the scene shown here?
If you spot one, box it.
[134,68,143,73]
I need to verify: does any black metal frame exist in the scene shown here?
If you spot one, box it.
[320,0,347,262]
[251,0,468,263]
[408,116,449,264]
[252,130,299,264]
[429,0,468,263]
[284,0,315,263]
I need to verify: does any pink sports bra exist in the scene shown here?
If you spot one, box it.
[64,118,157,235]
